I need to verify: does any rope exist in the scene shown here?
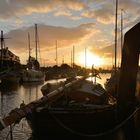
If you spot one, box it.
[49,106,140,137]
[5,123,16,140]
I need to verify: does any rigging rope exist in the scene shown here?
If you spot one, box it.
[49,106,140,137]
[5,123,16,140]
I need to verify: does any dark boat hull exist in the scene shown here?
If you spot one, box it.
[27,105,117,139]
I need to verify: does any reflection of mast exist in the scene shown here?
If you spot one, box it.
[35,85,38,99]
[28,86,31,103]
[0,92,4,115]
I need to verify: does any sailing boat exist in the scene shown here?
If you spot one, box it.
[104,0,120,97]
[0,30,21,84]
[21,24,45,82]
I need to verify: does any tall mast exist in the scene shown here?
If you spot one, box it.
[1,31,4,65]
[28,32,31,59]
[114,0,118,73]
[55,40,58,65]
[121,9,123,54]
[35,24,38,60]
[1,31,4,50]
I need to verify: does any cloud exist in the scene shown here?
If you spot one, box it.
[91,45,113,58]
[0,0,88,19]
[82,0,140,25]
[70,16,82,20]
[54,9,72,17]
[4,23,96,64]
[119,0,140,11]
[1,0,140,29]
[1,0,140,67]
[82,1,115,24]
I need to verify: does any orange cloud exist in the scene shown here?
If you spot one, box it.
[5,23,95,64]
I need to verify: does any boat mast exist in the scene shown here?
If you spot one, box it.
[55,40,58,65]
[0,31,4,50]
[114,0,118,74]
[114,0,118,97]
[121,9,123,54]
[35,24,38,61]
[0,31,4,65]
[28,33,31,59]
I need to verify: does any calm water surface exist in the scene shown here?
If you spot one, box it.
[0,74,111,140]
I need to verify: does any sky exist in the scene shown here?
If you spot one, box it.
[0,0,140,68]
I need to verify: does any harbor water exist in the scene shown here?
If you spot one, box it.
[0,74,110,140]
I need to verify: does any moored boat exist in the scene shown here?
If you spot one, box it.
[0,31,21,84]
[26,78,117,139]
[21,25,45,83]
[22,68,45,83]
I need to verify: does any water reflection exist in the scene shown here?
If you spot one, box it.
[21,82,44,103]
[0,82,19,92]
[0,75,111,140]
[0,81,44,140]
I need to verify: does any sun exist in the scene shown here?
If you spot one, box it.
[77,50,104,68]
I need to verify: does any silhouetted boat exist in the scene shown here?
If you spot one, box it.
[22,66,45,82]
[26,77,116,139]
[21,25,45,83]
[0,31,21,84]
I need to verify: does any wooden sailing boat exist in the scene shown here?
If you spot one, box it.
[21,24,45,82]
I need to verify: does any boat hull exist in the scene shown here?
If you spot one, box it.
[21,69,45,83]
[27,105,117,139]
[22,77,45,82]
[1,76,20,83]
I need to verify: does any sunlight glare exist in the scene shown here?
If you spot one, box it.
[77,50,103,68]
